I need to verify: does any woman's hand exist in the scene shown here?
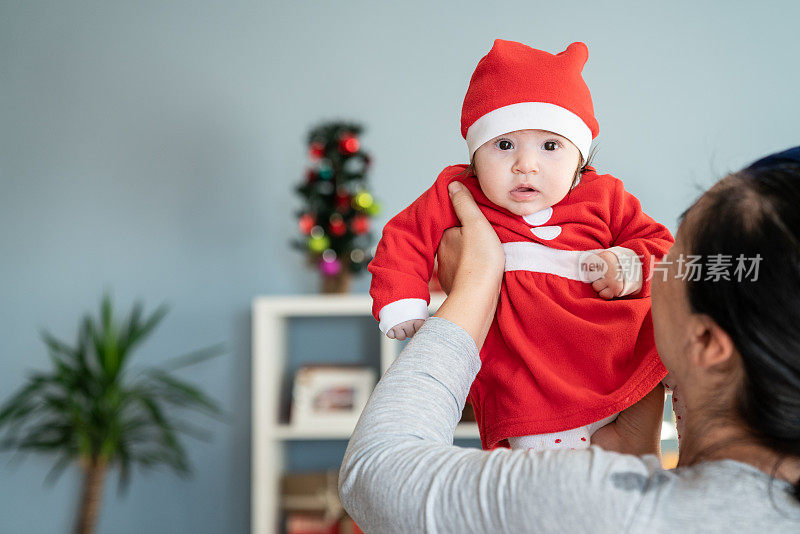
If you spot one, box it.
[435,228,463,295]
[433,181,504,350]
[591,383,665,457]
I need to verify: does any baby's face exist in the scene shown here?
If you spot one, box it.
[473,129,581,216]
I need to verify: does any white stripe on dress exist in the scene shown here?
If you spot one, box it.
[502,241,604,282]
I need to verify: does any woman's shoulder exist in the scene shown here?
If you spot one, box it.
[574,451,800,530]
[643,459,800,530]
[675,458,798,492]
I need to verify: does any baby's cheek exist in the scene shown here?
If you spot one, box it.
[546,187,571,208]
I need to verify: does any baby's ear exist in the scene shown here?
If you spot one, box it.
[560,42,589,69]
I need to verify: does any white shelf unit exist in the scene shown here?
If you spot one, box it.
[251,292,463,534]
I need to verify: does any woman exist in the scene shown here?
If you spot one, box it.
[338,147,800,532]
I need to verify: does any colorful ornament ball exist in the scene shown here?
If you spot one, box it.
[329,216,347,237]
[320,257,342,276]
[351,214,370,235]
[307,234,330,253]
[353,191,373,210]
[309,142,325,159]
[298,214,315,234]
[335,191,351,211]
[318,162,334,181]
[339,134,360,155]
[350,248,366,264]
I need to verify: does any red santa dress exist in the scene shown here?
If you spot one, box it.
[368,163,674,449]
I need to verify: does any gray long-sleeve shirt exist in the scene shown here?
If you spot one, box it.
[338,317,800,533]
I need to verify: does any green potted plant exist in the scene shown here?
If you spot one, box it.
[0,294,227,534]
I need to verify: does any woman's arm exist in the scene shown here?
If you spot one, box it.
[337,316,656,533]
[433,182,504,349]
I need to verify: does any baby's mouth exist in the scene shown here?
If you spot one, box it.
[510,185,540,200]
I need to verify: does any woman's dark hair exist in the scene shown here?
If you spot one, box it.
[680,147,800,501]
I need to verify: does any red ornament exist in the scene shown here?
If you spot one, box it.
[329,218,347,237]
[335,191,351,211]
[339,134,359,155]
[309,142,325,159]
[351,214,370,235]
[298,213,315,234]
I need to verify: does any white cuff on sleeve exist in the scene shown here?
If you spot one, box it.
[378,298,430,335]
[607,246,643,297]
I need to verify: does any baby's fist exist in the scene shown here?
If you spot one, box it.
[580,250,624,300]
[387,319,426,340]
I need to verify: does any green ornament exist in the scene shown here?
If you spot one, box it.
[318,160,334,180]
[354,191,373,210]
[307,234,330,253]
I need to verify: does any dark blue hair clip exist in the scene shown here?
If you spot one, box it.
[747,146,800,170]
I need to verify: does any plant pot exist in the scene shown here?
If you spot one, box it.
[320,269,352,294]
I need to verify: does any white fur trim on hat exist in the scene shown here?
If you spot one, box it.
[466,102,593,162]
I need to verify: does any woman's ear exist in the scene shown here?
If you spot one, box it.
[689,314,736,371]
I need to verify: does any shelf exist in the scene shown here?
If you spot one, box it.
[253,292,447,317]
[252,293,448,534]
[454,423,480,439]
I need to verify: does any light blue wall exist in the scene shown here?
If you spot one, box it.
[2,1,799,532]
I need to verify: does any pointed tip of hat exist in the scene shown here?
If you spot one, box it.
[562,42,589,67]
[490,38,518,51]
[489,39,589,65]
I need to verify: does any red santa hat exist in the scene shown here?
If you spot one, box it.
[461,39,599,162]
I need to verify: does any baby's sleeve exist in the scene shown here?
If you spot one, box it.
[368,169,461,333]
[608,179,674,298]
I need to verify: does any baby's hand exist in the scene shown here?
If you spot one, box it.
[387,319,426,340]
[581,250,625,300]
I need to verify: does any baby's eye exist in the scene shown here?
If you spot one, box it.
[543,140,560,151]
[496,139,514,150]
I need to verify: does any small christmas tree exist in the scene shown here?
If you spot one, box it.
[293,121,379,292]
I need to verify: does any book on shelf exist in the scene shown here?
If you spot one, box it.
[282,471,364,534]
[285,514,363,534]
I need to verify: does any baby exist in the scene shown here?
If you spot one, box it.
[369,40,675,451]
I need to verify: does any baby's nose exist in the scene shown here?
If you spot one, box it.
[513,152,540,174]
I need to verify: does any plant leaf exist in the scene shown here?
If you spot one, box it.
[0,375,53,426]
[143,370,223,417]
[125,303,168,357]
[44,452,77,486]
[155,344,225,372]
